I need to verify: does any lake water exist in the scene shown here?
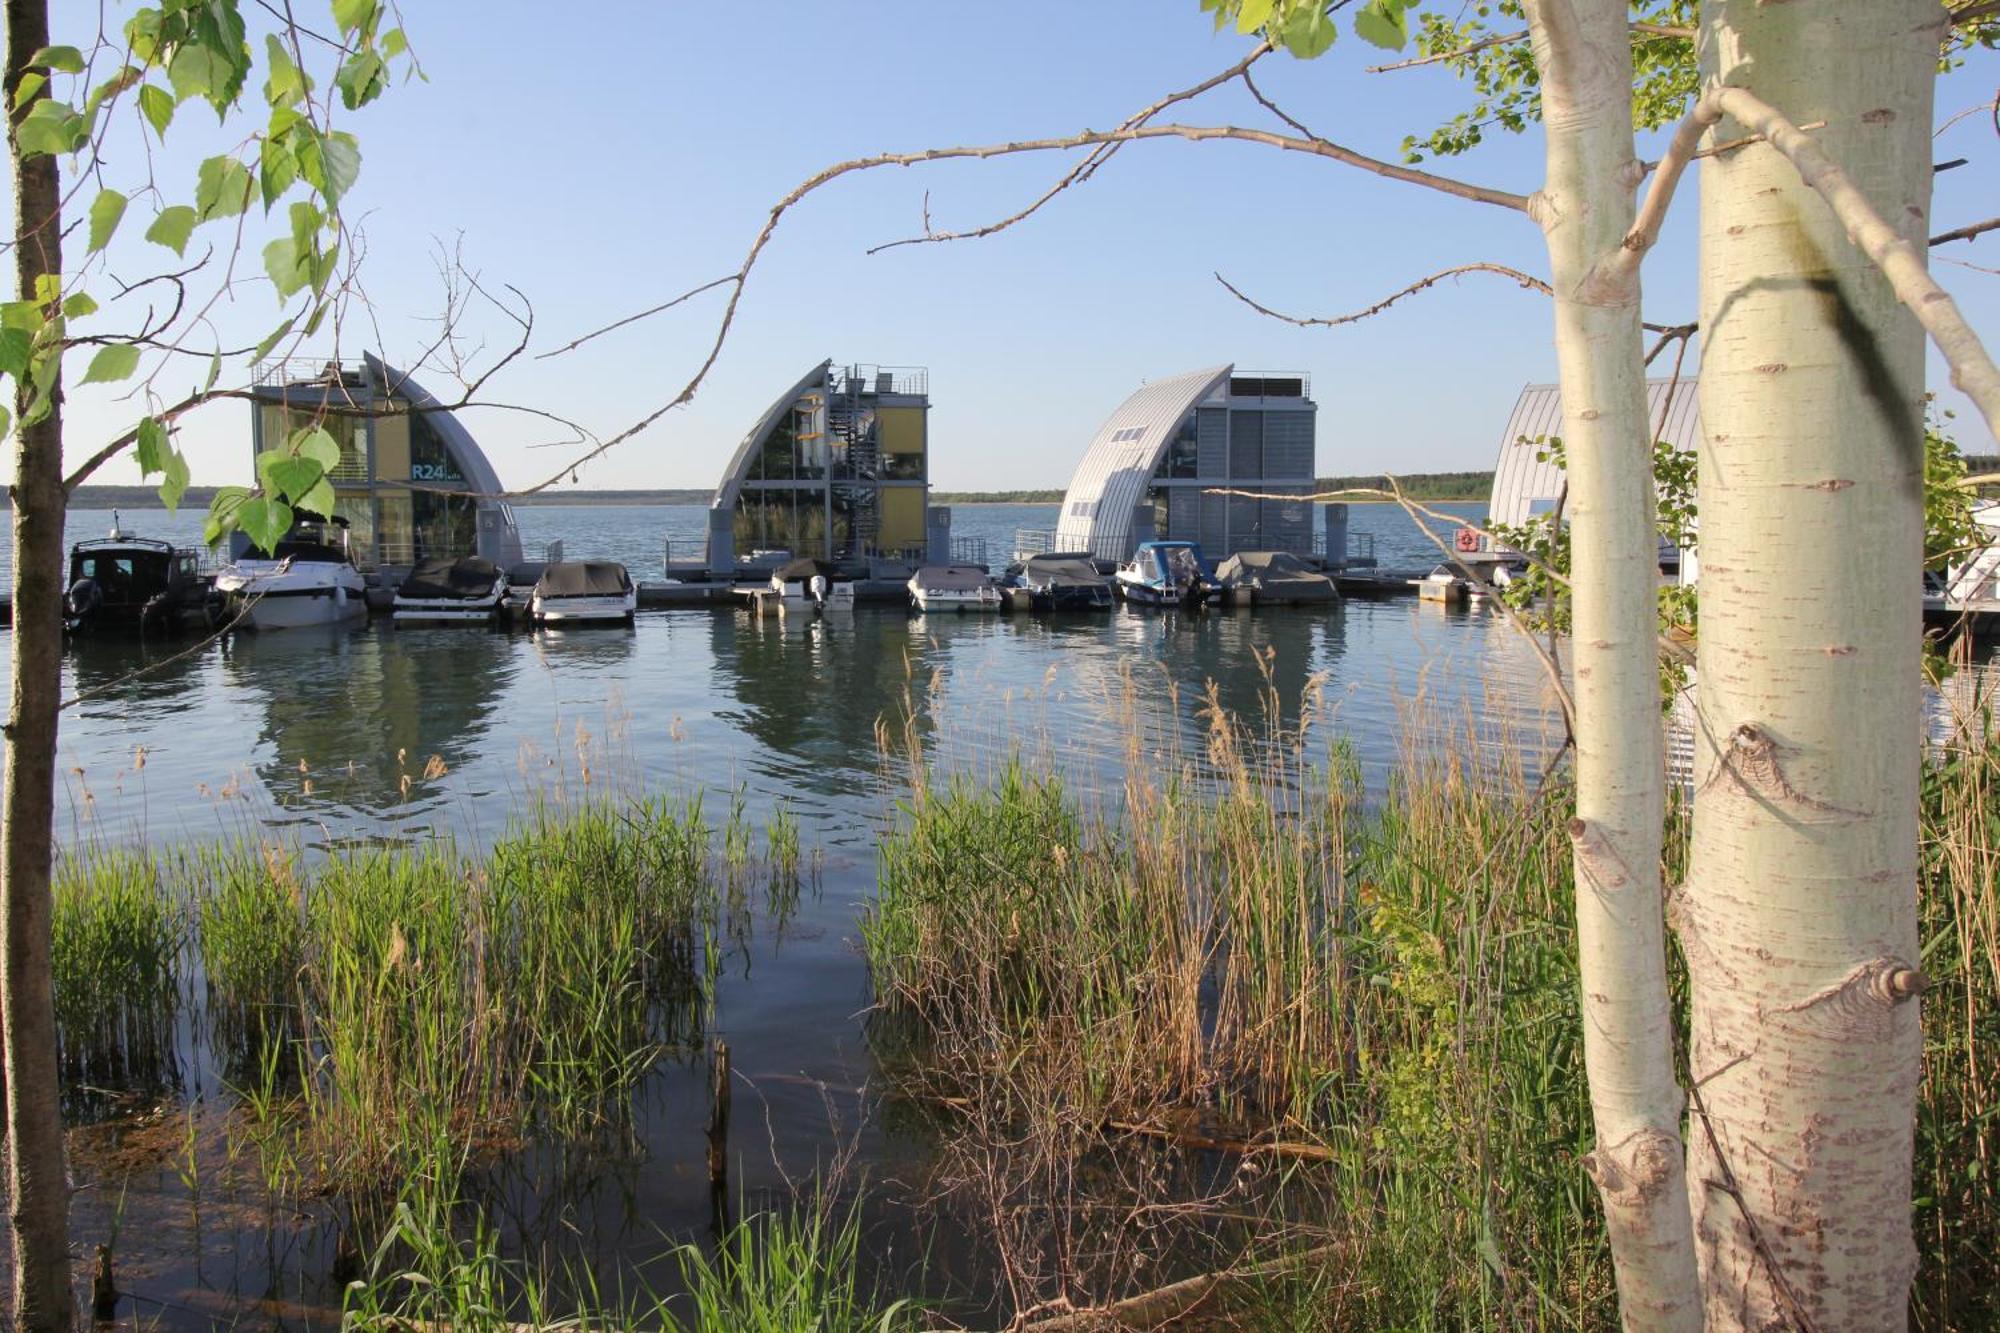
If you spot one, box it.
[3,501,1570,1323]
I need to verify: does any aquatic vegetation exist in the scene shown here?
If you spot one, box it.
[51,850,181,1079]
[863,690,2000,1325]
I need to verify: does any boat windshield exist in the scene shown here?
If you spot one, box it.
[1156,546,1200,583]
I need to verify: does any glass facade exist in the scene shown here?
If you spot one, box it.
[729,370,927,562]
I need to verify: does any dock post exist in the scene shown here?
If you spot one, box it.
[708,1038,732,1237]
[1322,504,1349,570]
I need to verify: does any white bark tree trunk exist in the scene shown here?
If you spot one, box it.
[1521,1,1701,1324]
[1686,1,1940,1325]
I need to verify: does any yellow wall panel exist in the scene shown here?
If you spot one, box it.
[374,413,411,480]
[879,485,925,550]
[877,406,925,455]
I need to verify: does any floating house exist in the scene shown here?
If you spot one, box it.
[1487,377,1703,530]
[706,362,937,573]
[248,354,523,572]
[1049,366,1318,564]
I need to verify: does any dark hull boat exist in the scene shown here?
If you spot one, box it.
[1008,553,1113,612]
[393,556,506,624]
[64,524,210,636]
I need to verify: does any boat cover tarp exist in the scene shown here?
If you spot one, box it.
[774,556,839,583]
[1021,555,1106,588]
[537,560,631,597]
[1216,551,1336,602]
[911,565,991,590]
[399,556,501,600]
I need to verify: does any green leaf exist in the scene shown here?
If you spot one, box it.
[252,316,296,362]
[87,188,128,253]
[194,155,253,221]
[236,496,294,554]
[16,99,83,156]
[260,135,299,209]
[292,425,342,472]
[297,130,361,209]
[203,349,221,392]
[294,476,336,518]
[80,343,140,385]
[61,292,97,321]
[0,328,31,379]
[144,204,197,257]
[12,72,46,110]
[263,33,305,108]
[381,27,407,59]
[1234,0,1275,34]
[262,236,308,298]
[137,82,174,138]
[0,406,12,442]
[203,486,253,546]
[29,45,84,74]
[331,0,378,36]
[167,42,227,103]
[1280,7,1337,58]
[1354,0,1410,50]
[135,416,169,475]
[335,49,385,110]
[158,450,190,511]
[257,446,325,502]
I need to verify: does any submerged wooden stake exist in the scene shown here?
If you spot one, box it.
[708,1037,732,1234]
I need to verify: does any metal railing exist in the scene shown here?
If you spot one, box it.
[951,536,990,568]
[1014,528,1058,560]
[1313,531,1375,566]
[836,364,928,397]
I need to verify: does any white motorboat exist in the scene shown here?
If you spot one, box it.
[213,519,368,631]
[1114,541,1217,607]
[907,564,1001,613]
[1412,565,1468,604]
[769,557,854,613]
[531,560,636,625]
[392,556,506,624]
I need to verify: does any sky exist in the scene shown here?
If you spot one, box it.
[20,0,2000,493]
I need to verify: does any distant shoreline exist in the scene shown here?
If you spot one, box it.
[46,474,1498,512]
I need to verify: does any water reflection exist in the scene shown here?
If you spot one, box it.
[221,624,516,834]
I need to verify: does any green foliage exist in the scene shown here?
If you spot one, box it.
[1927,408,1978,573]
[6,0,414,541]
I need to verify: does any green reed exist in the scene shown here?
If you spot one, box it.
[864,699,2000,1329]
[51,849,181,1078]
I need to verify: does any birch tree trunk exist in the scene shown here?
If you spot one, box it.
[1520,1,1700,1324]
[3,0,77,1325]
[1686,1,1940,1324]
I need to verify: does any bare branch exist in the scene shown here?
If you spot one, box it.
[506,117,1529,498]
[1365,20,1690,75]
[1932,215,2000,247]
[868,40,1275,255]
[1214,263,1552,327]
[538,273,737,360]
[1215,263,1693,338]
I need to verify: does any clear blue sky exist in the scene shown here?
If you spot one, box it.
[28,1,2000,491]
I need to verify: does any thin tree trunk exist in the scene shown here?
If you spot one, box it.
[1686,1,1939,1325]
[1520,1,1701,1325]
[3,0,76,1326]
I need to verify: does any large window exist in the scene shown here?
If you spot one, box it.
[261,404,367,480]
[410,417,464,484]
[1157,415,1198,479]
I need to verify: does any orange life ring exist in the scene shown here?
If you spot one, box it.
[1453,526,1480,553]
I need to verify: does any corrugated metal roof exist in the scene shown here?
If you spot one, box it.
[1054,365,1232,558]
[1488,377,1702,529]
[710,360,832,511]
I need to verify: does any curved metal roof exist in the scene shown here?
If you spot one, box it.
[364,352,508,497]
[710,360,833,511]
[1053,365,1232,558]
[1489,377,1702,529]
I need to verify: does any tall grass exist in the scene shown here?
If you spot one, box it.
[51,850,180,1080]
[864,692,1999,1328]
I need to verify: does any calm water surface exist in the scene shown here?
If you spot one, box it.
[4,501,1566,1323]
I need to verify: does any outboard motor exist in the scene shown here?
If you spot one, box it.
[63,576,102,630]
[808,572,829,609]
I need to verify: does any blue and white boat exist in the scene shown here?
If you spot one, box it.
[1114,540,1217,607]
